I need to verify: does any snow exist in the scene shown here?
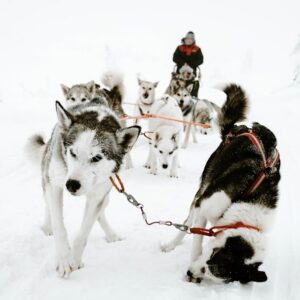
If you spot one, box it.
[0,0,300,299]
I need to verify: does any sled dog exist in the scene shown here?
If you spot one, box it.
[162,84,280,284]
[28,98,141,278]
[145,95,183,177]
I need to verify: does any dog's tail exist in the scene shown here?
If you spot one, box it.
[218,84,248,139]
[101,71,124,104]
[25,134,46,167]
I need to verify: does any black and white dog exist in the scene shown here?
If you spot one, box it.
[28,96,141,278]
[162,84,281,284]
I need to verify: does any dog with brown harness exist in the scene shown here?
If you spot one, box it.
[162,84,280,284]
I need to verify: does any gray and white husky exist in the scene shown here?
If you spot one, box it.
[173,85,220,148]
[182,99,221,148]
[28,98,141,278]
[60,72,134,168]
[162,84,280,284]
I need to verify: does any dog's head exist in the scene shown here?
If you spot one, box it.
[138,79,159,104]
[173,85,193,109]
[194,236,267,284]
[179,64,195,81]
[55,101,141,196]
[61,81,96,108]
[152,130,180,170]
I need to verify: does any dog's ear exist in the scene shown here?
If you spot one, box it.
[60,84,70,96]
[154,82,159,88]
[246,270,267,283]
[55,101,73,130]
[171,131,180,143]
[155,132,160,142]
[186,84,194,93]
[239,263,267,284]
[86,81,96,94]
[116,126,141,153]
[137,78,142,86]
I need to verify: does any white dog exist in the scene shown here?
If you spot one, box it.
[145,95,183,177]
[135,79,159,119]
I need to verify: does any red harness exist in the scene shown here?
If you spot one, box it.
[225,129,280,196]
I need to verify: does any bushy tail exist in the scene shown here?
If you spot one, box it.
[218,84,248,139]
[101,71,124,104]
[25,134,46,167]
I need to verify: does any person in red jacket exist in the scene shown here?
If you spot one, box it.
[173,31,204,76]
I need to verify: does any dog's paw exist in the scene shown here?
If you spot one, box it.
[105,233,122,243]
[70,258,84,271]
[161,242,176,252]
[186,270,202,283]
[41,224,53,236]
[56,254,73,278]
[144,164,151,169]
[149,170,157,175]
[170,170,178,178]
[181,144,187,149]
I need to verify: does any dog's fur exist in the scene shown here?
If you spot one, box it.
[179,64,195,81]
[162,84,281,284]
[61,81,102,108]
[173,85,220,148]
[60,72,134,169]
[145,95,183,177]
[165,64,198,97]
[135,79,159,120]
[182,99,221,148]
[28,98,141,278]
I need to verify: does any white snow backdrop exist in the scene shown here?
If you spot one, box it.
[0,0,300,299]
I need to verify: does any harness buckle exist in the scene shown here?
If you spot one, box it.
[122,191,141,207]
[173,223,190,232]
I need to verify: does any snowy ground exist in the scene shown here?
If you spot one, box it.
[1,0,300,299]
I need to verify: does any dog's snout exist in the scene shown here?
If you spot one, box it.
[180,100,184,106]
[143,93,149,99]
[162,164,168,169]
[66,179,81,193]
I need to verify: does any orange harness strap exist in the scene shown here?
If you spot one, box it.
[120,113,210,129]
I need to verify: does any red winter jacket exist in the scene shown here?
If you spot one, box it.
[173,44,204,71]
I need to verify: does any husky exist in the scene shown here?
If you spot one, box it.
[27,98,141,278]
[182,99,221,148]
[179,63,195,81]
[166,64,199,97]
[135,79,159,120]
[145,95,183,177]
[161,84,281,284]
[61,72,134,169]
[60,81,103,108]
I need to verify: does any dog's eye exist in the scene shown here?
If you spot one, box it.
[91,155,102,163]
[71,97,76,101]
[81,98,86,102]
[149,88,152,90]
[177,93,180,96]
[184,94,187,97]
[159,150,163,154]
[142,87,145,90]
[70,150,77,158]
[169,151,173,155]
